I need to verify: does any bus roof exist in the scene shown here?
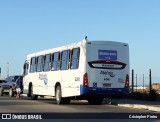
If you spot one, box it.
[26,38,128,59]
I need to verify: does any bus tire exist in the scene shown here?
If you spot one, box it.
[62,98,70,104]
[30,85,38,100]
[56,86,63,104]
[88,96,103,105]
[9,88,14,97]
[55,86,70,104]
[28,83,32,97]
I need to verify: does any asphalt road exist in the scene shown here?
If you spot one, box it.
[0,95,157,113]
[0,95,160,122]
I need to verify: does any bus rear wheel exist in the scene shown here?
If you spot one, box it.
[88,96,103,105]
[55,86,70,104]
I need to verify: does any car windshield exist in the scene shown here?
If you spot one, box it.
[6,76,20,82]
[0,80,7,83]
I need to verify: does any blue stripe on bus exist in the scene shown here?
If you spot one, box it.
[80,85,129,96]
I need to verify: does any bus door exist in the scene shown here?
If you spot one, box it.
[23,61,29,94]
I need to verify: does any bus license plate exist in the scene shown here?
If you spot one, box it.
[103,83,111,87]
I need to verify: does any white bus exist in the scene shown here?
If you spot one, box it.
[22,37,129,105]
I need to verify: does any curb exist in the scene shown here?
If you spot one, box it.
[118,104,160,112]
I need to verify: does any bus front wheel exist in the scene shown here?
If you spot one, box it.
[29,85,38,100]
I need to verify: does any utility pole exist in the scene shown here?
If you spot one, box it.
[0,67,1,79]
[132,69,134,94]
[149,69,152,93]
[6,62,9,78]
[143,74,144,94]
[136,74,137,92]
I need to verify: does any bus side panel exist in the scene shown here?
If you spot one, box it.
[61,70,81,97]
[61,46,85,97]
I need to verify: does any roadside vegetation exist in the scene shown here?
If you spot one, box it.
[129,90,160,101]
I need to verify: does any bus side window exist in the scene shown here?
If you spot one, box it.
[60,50,70,70]
[51,52,60,71]
[44,54,51,72]
[30,57,36,73]
[71,48,80,69]
[37,55,43,72]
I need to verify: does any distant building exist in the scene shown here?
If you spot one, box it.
[130,86,147,93]
[130,83,160,94]
[145,83,160,94]
[152,83,160,90]
[151,83,160,94]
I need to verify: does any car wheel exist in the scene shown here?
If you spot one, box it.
[0,87,3,96]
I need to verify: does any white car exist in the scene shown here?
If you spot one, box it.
[0,76,23,97]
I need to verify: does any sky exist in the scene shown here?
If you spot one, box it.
[0,0,160,85]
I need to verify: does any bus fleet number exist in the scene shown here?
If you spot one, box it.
[75,77,80,81]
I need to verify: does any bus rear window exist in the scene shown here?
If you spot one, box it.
[88,60,126,69]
